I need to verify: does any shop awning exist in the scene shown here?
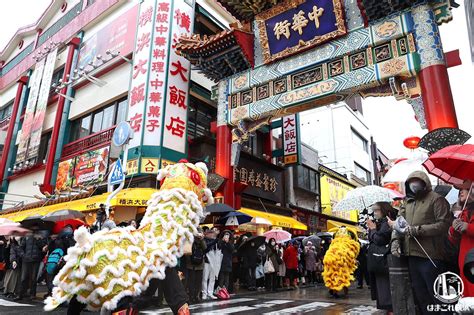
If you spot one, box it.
[327,219,365,233]
[239,208,307,231]
[0,188,157,222]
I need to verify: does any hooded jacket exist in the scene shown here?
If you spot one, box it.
[397,171,451,261]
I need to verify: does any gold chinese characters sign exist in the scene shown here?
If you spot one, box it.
[234,157,284,204]
[256,0,346,64]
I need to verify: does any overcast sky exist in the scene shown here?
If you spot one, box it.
[1,1,473,158]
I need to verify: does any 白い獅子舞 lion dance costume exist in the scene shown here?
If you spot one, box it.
[44,162,213,312]
[322,227,360,292]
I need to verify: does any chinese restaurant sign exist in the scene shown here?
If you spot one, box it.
[127,0,194,172]
[282,114,301,165]
[78,5,139,70]
[234,156,284,204]
[256,0,346,64]
[55,147,110,191]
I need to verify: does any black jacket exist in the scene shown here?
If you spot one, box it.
[219,240,234,272]
[369,217,392,246]
[21,236,47,263]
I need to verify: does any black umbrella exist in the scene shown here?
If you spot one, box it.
[238,236,266,253]
[42,209,85,222]
[21,215,55,231]
[303,235,322,247]
[205,203,234,214]
[316,232,333,238]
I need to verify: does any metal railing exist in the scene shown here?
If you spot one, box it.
[61,126,115,158]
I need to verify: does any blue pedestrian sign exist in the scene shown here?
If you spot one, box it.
[112,122,132,147]
[109,159,125,185]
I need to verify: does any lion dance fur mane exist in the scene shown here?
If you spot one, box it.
[322,227,360,292]
[44,161,213,311]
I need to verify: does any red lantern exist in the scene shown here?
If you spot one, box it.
[403,136,421,150]
[384,183,398,191]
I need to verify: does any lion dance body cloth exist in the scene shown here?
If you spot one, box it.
[322,227,360,292]
[44,162,213,311]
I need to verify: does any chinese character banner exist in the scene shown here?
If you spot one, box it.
[127,0,158,151]
[161,0,194,155]
[16,58,45,164]
[256,0,346,64]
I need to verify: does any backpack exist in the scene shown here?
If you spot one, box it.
[191,242,204,265]
[46,248,64,275]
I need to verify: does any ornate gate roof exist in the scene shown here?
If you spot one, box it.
[175,28,254,81]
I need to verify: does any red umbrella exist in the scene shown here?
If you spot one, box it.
[423,144,474,185]
[52,219,87,235]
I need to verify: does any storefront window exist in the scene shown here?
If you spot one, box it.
[296,165,319,193]
[116,99,128,124]
[354,162,371,183]
[69,97,127,142]
[91,111,103,133]
[187,95,216,139]
[102,105,115,130]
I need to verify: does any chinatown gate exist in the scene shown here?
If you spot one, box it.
[175,0,468,207]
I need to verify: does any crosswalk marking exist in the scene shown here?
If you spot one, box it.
[140,298,256,314]
[343,305,382,314]
[194,300,294,315]
[0,298,33,307]
[263,301,335,315]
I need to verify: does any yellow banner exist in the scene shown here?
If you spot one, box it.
[320,174,358,222]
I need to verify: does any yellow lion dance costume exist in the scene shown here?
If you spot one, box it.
[322,227,360,293]
[44,161,213,312]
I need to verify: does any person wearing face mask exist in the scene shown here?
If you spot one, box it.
[367,202,394,314]
[265,238,280,292]
[391,171,451,315]
[449,180,474,298]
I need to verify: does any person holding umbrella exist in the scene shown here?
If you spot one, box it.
[304,241,318,286]
[16,225,47,301]
[390,171,451,314]
[3,237,22,299]
[449,180,474,298]
[239,236,265,291]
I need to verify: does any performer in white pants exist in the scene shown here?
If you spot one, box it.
[202,229,222,300]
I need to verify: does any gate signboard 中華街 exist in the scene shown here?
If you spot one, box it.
[256,0,346,64]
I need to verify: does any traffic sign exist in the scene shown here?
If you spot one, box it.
[109,158,125,185]
[112,122,132,147]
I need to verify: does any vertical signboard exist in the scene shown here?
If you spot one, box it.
[142,1,172,148]
[282,113,301,165]
[127,0,195,173]
[161,0,194,157]
[126,0,157,152]
[28,48,58,161]
[16,59,45,164]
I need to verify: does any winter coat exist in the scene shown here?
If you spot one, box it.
[369,217,393,310]
[21,236,47,263]
[9,242,23,266]
[219,240,234,272]
[240,242,259,268]
[397,171,451,261]
[185,238,207,271]
[304,247,317,272]
[283,245,298,270]
[449,206,474,297]
[265,245,280,271]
